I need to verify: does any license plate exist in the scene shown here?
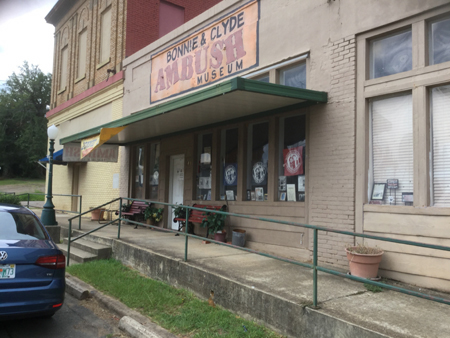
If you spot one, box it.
[0,264,15,279]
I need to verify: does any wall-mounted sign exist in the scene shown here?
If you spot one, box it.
[150,0,259,103]
[63,143,119,162]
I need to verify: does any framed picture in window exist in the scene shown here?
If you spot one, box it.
[255,187,264,201]
[371,183,386,200]
[251,192,256,201]
[280,192,286,201]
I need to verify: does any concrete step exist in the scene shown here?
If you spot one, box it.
[62,238,112,260]
[58,244,98,265]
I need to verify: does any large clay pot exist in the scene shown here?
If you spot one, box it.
[90,208,105,221]
[345,247,384,279]
[214,231,227,243]
[146,218,155,225]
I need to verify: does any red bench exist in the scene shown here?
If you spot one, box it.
[122,200,149,229]
[173,204,227,236]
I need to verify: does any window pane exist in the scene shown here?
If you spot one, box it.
[278,115,306,202]
[247,122,269,201]
[429,17,450,65]
[431,85,450,206]
[148,143,160,200]
[197,134,212,200]
[370,30,412,79]
[60,47,68,90]
[77,30,87,79]
[280,63,306,89]
[0,213,48,240]
[100,7,111,63]
[370,94,413,205]
[254,74,270,83]
[134,146,145,199]
[220,128,238,201]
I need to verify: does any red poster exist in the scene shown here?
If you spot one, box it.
[283,146,303,176]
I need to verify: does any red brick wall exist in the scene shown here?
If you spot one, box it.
[126,0,222,57]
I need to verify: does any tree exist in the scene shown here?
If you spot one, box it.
[0,62,51,178]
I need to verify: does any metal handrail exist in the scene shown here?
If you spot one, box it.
[67,197,450,307]
[16,193,83,230]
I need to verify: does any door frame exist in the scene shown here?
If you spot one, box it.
[168,154,185,229]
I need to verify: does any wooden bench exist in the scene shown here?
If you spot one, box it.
[122,200,149,228]
[173,204,227,236]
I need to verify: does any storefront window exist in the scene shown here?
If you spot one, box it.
[196,133,213,200]
[133,145,145,199]
[220,128,238,201]
[370,94,413,205]
[254,74,270,83]
[431,85,450,207]
[247,122,269,201]
[148,143,160,200]
[280,63,306,89]
[278,115,306,202]
[370,29,412,79]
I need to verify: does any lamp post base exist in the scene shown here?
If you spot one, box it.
[41,206,58,226]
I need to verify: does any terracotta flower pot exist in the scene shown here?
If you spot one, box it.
[90,208,105,221]
[214,231,227,243]
[345,247,384,279]
[146,218,155,225]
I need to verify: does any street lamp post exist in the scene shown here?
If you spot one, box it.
[41,125,59,226]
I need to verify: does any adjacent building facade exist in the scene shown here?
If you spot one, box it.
[49,0,450,292]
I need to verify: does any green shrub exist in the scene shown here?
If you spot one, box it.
[0,194,22,205]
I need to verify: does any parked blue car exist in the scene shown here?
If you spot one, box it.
[0,204,65,319]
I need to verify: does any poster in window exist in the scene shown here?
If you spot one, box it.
[255,187,264,201]
[252,162,267,185]
[278,176,287,191]
[226,190,235,201]
[280,192,286,201]
[298,176,305,192]
[224,163,238,186]
[283,146,304,176]
[287,184,296,201]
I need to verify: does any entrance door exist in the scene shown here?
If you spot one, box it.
[168,154,184,230]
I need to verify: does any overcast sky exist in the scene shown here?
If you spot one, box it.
[0,0,58,84]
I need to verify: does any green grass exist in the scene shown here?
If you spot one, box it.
[67,259,284,338]
[0,178,45,186]
[364,283,383,293]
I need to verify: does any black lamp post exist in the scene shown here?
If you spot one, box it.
[41,125,59,226]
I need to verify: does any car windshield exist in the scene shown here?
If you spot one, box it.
[0,212,48,240]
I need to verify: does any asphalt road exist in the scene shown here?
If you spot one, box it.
[0,293,129,338]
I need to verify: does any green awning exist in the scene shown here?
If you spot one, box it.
[60,77,327,145]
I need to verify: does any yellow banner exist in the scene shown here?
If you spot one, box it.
[80,127,125,159]
[150,0,259,103]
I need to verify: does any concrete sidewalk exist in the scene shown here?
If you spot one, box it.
[35,209,450,338]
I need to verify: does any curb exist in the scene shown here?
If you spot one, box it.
[65,273,177,338]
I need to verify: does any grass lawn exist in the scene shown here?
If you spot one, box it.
[0,178,45,186]
[67,259,284,338]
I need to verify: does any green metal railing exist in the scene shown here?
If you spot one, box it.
[17,193,83,230]
[66,197,450,307]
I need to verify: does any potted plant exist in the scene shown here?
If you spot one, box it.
[201,211,228,242]
[345,244,384,279]
[144,206,164,225]
[173,204,186,219]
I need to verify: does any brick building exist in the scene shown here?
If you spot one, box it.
[49,0,450,292]
[45,0,222,213]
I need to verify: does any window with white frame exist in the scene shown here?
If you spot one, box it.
[254,74,270,83]
[197,133,213,201]
[59,46,68,91]
[100,7,111,63]
[429,16,450,66]
[370,94,413,205]
[280,63,306,89]
[369,29,412,79]
[431,85,450,207]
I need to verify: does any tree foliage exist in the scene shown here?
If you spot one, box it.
[0,62,51,178]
